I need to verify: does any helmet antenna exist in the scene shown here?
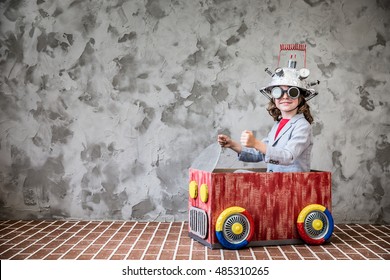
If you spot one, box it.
[278,44,307,68]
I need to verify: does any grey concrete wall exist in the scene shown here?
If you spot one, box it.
[0,0,389,223]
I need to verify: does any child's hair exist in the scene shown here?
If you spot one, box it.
[266,96,314,124]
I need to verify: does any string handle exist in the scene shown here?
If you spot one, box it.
[280,43,306,51]
[277,43,307,67]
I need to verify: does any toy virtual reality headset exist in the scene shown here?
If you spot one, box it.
[260,44,320,102]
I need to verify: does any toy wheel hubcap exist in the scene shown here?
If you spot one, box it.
[312,219,323,231]
[232,223,244,235]
[304,211,329,239]
[223,214,250,244]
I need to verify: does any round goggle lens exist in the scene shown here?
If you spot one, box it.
[271,87,282,99]
[288,87,300,99]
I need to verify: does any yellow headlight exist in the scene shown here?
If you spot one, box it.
[200,184,209,203]
[189,181,198,199]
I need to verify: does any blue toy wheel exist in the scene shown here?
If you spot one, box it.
[297,204,334,245]
[215,206,254,249]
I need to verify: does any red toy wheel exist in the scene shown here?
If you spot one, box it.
[215,206,254,249]
[297,204,334,245]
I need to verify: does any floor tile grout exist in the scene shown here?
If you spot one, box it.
[345,224,387,259]
[70,220,107,260]
[17,220,64,259]
[336,225,382,259]
[140,221,159,260]
[356,224,390,244]
[123,222,145,260]
[277,245,289,260]
[56,220,93,259]
[172,222,184,260]
[0,221,389,260]
[291,244,304,260]
[156,222,173,260]
[263,246,272,260]
[105,221,131,260]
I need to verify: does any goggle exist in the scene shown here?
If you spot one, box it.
[271,86,300,99]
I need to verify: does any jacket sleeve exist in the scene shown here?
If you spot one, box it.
[264,119,312,166]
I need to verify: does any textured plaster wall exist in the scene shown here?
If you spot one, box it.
[0,0,389,223]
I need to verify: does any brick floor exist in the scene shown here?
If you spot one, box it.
[0,220,388,260]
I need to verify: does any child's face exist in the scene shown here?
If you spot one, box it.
[274,86,300,113]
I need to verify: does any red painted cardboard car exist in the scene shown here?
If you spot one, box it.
[188,144,333,249]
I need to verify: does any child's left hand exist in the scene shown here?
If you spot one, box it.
[240,130,257,148]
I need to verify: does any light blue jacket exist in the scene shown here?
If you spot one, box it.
[238,114,312,172]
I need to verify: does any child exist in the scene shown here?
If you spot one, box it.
[217,50,319,172]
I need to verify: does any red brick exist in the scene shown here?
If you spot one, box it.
[159,250,174,260]
[126,249,143,260]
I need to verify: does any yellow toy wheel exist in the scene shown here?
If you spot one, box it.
[297,204,334,245]
[215,206,254,249]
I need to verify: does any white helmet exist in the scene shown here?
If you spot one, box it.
[260,44,320,101]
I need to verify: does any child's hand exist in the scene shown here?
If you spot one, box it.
[217,134,232,148]
[240,130,257,148]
